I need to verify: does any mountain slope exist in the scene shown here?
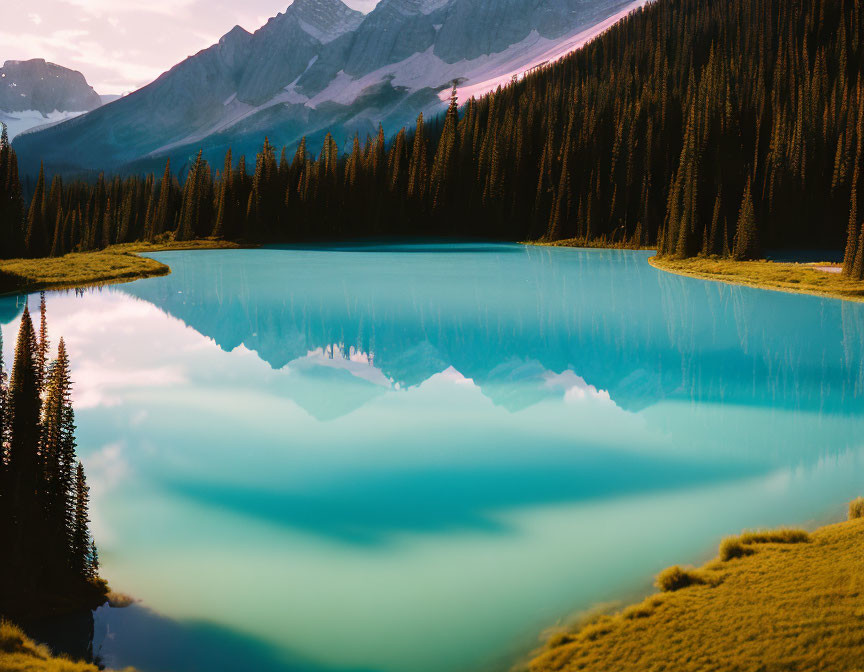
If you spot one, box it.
[0,59,103,141]
[13,0,636,174]
[0,59,101,114]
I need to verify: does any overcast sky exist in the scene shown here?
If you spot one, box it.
[2,0,379,94]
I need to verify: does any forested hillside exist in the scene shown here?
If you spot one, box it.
[3,0,864,276]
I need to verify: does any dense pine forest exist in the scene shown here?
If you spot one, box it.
[0,295,104,617]
[3,0,864,276]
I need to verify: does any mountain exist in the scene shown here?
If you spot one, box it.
[13,0,638,175]
[0,59,103,141]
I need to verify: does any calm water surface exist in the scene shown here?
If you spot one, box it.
[2,242,864,672]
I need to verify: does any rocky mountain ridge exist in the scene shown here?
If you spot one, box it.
[13,0,638,174]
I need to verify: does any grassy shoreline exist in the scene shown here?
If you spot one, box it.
[649,255,864,302]
[526,236,653,250]
[6,241,863,305]
[7,507,864,672]
[0,619,134,672]
[525,241,864,302]
[0,240,241,296]
[527,502,864,672]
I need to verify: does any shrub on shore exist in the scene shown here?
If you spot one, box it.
[849,498,864,520]
[738,529,810,545]
[719,536,754,561]
[718,529,810,562]
[655,566,706,592]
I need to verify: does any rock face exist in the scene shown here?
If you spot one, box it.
[14,0,636,175]
[0,59,101,114]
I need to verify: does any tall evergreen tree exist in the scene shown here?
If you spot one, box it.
[24,163,49,258]
[71,461,92,580]
[6,307,42,584]
[0,123,25,258]
[36,292,49,392]
[733,178,760,260]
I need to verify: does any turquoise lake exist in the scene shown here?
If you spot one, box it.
[2,242,864,671]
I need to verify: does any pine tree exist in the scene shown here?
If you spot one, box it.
[6,307,43,583]
[733,178,760,260]
[24,163,48,258]
[430,87,459,211]
[844,177,860,275]
[0,325,7,586]
[407,113,428,201]
[213,148,234,239]
[0,124,25,258]
[40,337,77,574]
[151,159,173,240]
[36,292,49,393]
[0,326,7,464]
[178,151,206,241]
[71,461,91,580]
[88,540,99,579]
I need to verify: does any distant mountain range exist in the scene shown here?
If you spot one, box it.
[0,59,106,141]
[13,0,638,175]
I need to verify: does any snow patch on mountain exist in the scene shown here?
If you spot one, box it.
[1,109,89,141]
[288,0,647,110]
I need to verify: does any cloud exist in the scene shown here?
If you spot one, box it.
[84,441,131,543]
[63,0,199,17]
[72,362,187,409]
[27,13,42,25]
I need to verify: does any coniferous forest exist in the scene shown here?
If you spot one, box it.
[3,0,864,277]
[0,294,104,617]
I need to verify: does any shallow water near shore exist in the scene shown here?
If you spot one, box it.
[3,242,864,672]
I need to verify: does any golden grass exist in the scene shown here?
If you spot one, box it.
[0,620,134,672]
[654,566,708,592]
[529,516,864,672]
[527,237,654,250]
[0,239,241,295]
[849,498,864,520]
[650,255,864,302]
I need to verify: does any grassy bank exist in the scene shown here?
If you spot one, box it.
[650,255,864,302]
[0,240,241,296]
[528,501,864,671]
[528,236,653,250]
[0,620,134,672]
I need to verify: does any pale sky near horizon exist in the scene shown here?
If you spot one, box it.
[1,0,379,95]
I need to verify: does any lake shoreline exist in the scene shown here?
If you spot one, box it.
[6,241,863,306]
[526,501,864,671]
[0,240,243,297]
[524,241,864,303]
[648,255,864,302]
[6,505,864,672]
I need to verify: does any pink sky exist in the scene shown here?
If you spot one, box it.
[2,0,379,95]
